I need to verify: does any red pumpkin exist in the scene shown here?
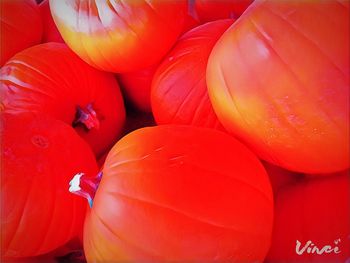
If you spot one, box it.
[0,0,43,66]
[266,171,350,262]
[39,0,64,43]
[195,0,253,22]
[118,64,158,113]
[151,19,233,129]
[81,125,273,262]
[49,0,188,73]
[207,1,350,174]
[0,43,125,157]
[1,113,98,259]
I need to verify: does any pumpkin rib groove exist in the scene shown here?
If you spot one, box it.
[170,74,206,122]
[90,1,117,71]
[218,49,284,165]
[21,52,73,92]
[248,17,344,133]
[64,193,78,250]
[185,161,273,203]
[143,0,176,33]
[219,53,283,166]
[6,178,36,254]
[107,156,272,204]
[85,1,111,70]
[190,90,212,126]
[38,172,58,253]
[8,60,64,92]
[106,190,263,235]
[93,207,164,260]
[107,0,159,57]
[1,76,56,101]
[218,62,250,131]
[154,64,192,106]
[264,5,345,76]
[77,1,98,69]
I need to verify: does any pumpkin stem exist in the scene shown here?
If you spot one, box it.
[73,103,100,130]
[69,172,102,208]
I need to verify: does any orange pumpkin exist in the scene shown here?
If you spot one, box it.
[151,19,233,129]
[78,125,273,262]
[50,0,188,73]
[207,1,349,174]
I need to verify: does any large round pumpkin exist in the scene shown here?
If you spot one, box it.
[151,19,233,129]
[266,171,350,262]
[81,125,273,262]
[0,43,125,157]
[207,0,350,174]
[1,113,98,259]
[49,0,188,73]
[0,0,43,66]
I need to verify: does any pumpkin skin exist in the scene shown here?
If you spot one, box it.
[151,19,233,129]
[195,0,253,22]
[39,0,64,43]
[83,125,273,262]
[207,1,350,174]
[266,171,350,262]
[49,0,188,73]
[0,0,43,66]
[0,43,125,157]
[1,113,98,259]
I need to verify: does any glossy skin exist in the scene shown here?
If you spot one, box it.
[118,64,158,113]
[1,113,98,259]
[39,0,64,43]
[50,0,188,73]
[151,20,234,129]
[195,0,253,22]
[207,1,350,174]
[0,0,43,66]
[84,125,273,262]
[0,43,125,157]
[266,172,350,262]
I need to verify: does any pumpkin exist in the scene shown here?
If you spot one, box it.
[78,125,273,262]
[207,0,349,174]
[49,0,188,73]
[0,43,125,157]
[1,113,98,259]
[151,19,233,129]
